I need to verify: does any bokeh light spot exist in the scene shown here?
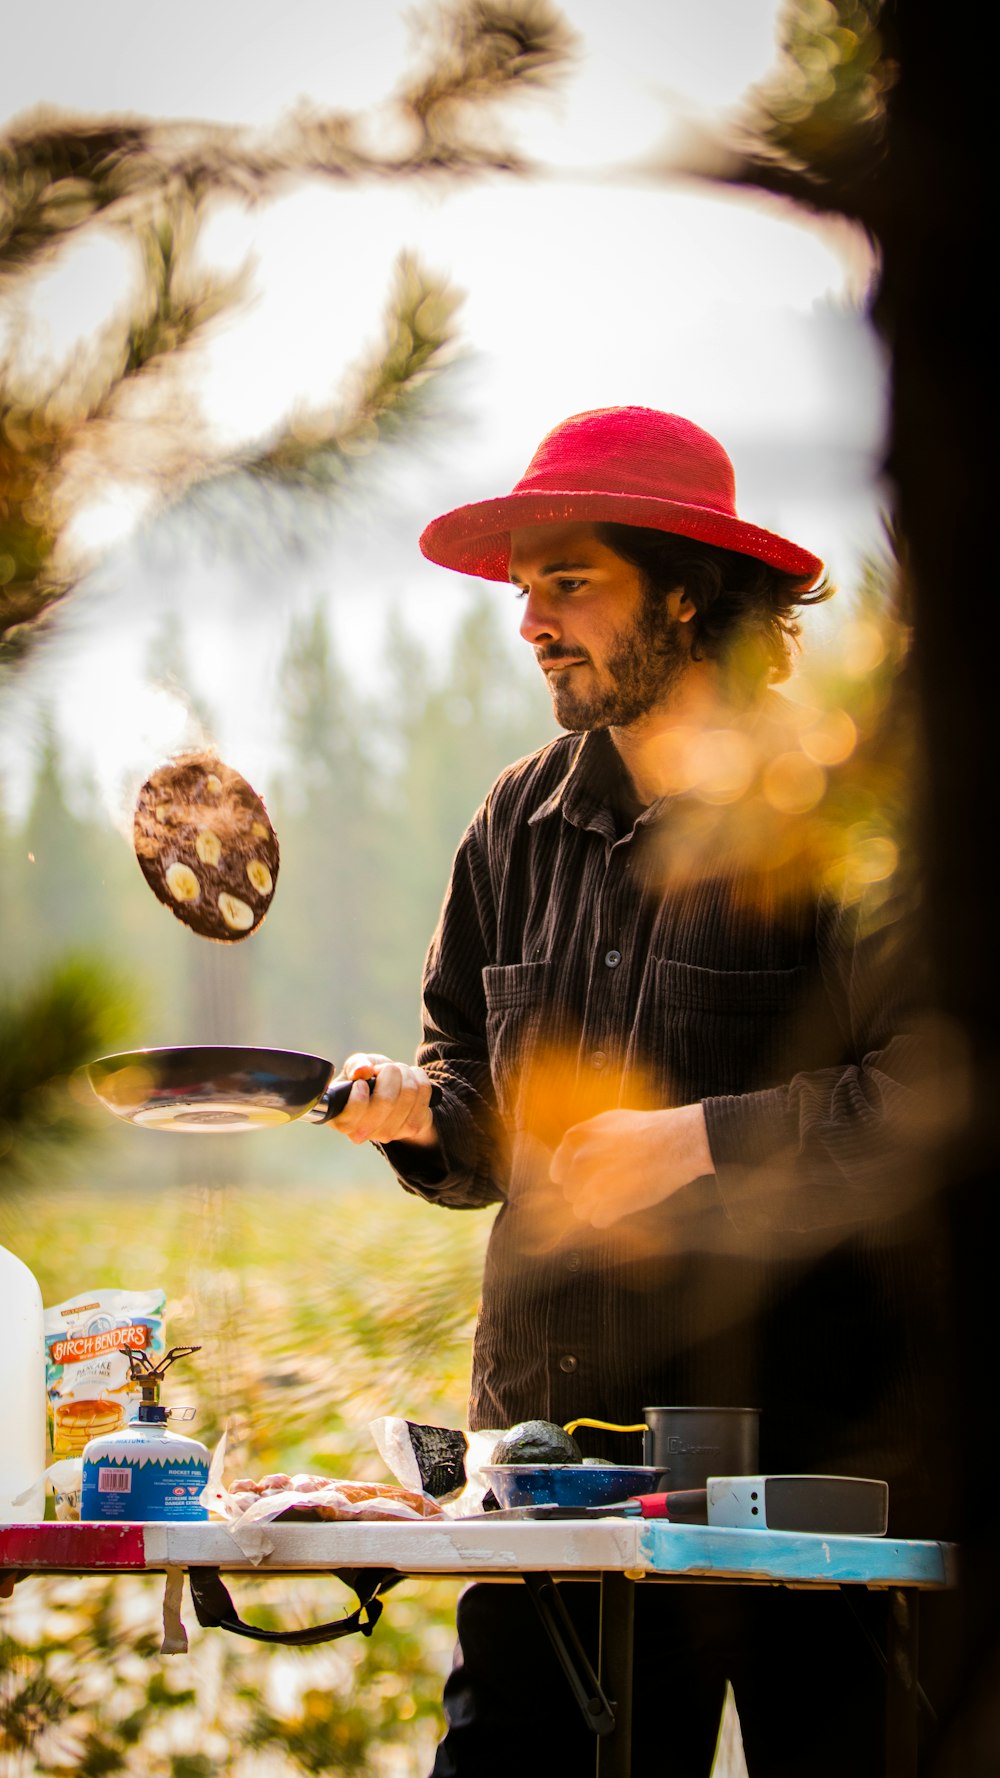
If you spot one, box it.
[800,708,858,765]
[849,834,899,885]
[840,618,886,676]
[689,728,756,805]
[762,750,827,814]
[655,727,702,794]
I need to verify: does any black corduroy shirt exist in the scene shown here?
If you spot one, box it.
[384,720,952,1528]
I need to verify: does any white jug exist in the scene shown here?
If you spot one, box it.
[0,1242,47,1521]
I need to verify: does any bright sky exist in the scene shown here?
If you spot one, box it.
[0,0,888,825]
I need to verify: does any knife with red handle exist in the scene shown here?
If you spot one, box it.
[617,1490,706,1519]
[471,1489,708,1522]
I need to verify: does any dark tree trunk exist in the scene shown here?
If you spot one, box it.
[878,3,1000,1766]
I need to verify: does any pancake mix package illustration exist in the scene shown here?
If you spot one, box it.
[44,1289,166,1459]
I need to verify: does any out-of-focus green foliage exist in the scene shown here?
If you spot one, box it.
[696,0,893,223]
[0,0,577,663]
[0,956,138,1180]
[0,1177,491,1776]
[0,583,554,1185]
[783,536,917,911]
[739,0,889,186]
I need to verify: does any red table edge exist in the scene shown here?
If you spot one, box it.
[1,1522,149,1569]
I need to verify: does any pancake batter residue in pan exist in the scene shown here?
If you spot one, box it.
[133,752,279,941]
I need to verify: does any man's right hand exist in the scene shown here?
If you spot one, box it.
[331,1053,440,1149]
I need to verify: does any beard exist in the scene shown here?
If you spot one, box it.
[543,583,689,731]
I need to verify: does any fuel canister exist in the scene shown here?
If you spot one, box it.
[81,1344,209,1521]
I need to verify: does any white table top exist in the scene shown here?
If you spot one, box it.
[0,1518,959,1590]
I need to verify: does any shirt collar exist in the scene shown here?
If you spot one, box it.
[528,729,667,841]
[528,692,786,841]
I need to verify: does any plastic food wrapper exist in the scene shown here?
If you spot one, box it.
[199,1434,443,1559]
[11,1459,84,1522]
[46,1458,84,1520]
[44,1288,166,1460]
[370,1417,505,1517]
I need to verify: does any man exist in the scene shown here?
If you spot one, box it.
[332,408,954,1775]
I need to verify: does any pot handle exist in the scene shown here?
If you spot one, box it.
[308,1075,444,1124]
[563,1418,647,1437]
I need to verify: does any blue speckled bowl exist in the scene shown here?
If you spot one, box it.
[481,1463,668,1510]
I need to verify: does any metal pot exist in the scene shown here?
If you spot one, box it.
[566,1406,760,1490]
[86,1045,440,1134]
[641,1406,759,1488]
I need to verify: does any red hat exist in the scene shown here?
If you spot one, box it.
[420,406,823,583]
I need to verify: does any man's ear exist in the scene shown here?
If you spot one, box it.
[671,588,697,624]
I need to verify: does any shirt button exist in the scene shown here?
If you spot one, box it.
[558,1354,578,1373]
[590,1050,608,1070]
[604,949,621,969]
[565,1251,582,1273]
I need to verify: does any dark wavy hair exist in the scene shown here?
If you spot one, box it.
[597,522,833,688]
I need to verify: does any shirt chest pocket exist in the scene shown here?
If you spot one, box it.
[626,957,809,1101]
[482,962,554,1123]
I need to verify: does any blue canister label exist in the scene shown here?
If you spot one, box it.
[81,1449,208,1520]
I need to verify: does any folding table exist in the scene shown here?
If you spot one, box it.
[0,1517,956,1776]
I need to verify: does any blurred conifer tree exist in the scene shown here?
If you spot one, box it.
[0,0,577,663]
[0,0,575,1184]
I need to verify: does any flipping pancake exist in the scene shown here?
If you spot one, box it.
[133,752,279,941]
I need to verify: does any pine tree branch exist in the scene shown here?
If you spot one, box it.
[0,0,575,662]
[0,1,578,286]
[654,0,893,231]
[401,0,578,140]
[244,252,461,491]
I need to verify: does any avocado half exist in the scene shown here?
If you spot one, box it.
[490,1419,583,1466]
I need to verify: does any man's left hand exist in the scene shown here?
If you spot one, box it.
[550,1104,714,1229]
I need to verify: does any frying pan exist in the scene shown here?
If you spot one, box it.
[86,1045,441,1134]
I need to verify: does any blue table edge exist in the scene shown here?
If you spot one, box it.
[639,1522,957,1587]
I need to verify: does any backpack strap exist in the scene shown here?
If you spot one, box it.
[187,1566,401,1645]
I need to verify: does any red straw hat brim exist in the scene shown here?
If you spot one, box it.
[420,490,823,584]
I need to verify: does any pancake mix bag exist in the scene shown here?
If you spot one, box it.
[44,1289,166,1459]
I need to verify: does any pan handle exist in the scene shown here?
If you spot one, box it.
[307,1076,443,1125]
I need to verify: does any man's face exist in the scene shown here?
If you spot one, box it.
[508,521,690,731]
